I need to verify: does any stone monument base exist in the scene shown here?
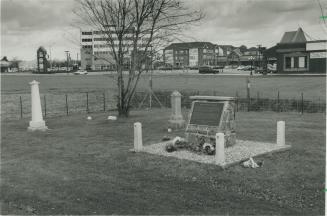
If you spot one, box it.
[28,120,48,131]
[139,140,291,168]
[168,116,185,129]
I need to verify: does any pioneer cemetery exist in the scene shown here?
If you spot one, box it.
[0,74,325,215]
[1,0,326,215]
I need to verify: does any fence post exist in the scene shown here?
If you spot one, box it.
[86,92,89,113]
[246,78,250,112]
[134,122,143,152]
[65,94,68,116]
[19,96,23,119]
[257,91,259,111]
[103,92,106,112]
[277,91,280,112]
[44,95,46,118]
[301,92,304,115]
[236,91,239,112]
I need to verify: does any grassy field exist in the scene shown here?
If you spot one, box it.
[1,109,325,215]
[1,73,326,100]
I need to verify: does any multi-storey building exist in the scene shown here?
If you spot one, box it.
[163,42,221,68]
[80,27,148,71]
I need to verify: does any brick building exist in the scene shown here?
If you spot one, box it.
[163,42,221,68]
[264,28,326,73]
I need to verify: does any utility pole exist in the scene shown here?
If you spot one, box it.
[77,53,79,68]
[249,56,254,76]
[65,51,69,74]
[257,44,262,69]
[49,46,52,69]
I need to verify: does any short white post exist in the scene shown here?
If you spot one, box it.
[215,133,225,165]
[28,80,47,131]
[134,122,143,152]
[277,121,285,146]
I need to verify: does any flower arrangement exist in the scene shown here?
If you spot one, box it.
[165,136,216,155]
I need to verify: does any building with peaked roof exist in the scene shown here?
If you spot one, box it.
[216,46,264,68]
[0,56,11,72]
[264,27,326,73]
[163,42,265,68]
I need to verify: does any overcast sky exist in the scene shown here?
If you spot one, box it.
[1,0,326,61]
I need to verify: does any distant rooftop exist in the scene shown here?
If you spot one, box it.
[165,42,216,50]
[280,27,307,44]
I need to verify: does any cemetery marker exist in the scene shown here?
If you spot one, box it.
[28,80,48,131]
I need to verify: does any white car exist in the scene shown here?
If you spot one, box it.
[74,70,88,75]
[236,65,245,70]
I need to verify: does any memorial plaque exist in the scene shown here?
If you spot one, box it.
[189,102,224,126]
[186,96,236,147]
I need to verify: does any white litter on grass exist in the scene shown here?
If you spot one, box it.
[107,116,117,120]
[167,128,172,133]
[242,157,259,168]
[87,116,92,120]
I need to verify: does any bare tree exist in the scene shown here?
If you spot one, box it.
[76,0,203,116]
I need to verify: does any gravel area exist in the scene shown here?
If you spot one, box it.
[141,140,291,167]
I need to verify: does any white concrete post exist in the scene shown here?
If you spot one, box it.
[277,121,285,146]
[28,80,47,131]
[215,133,225,165]
[168,90,185,128]
[134,122,143,152]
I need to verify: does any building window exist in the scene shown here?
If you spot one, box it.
[82,31,92,35]
[299,56,306,68]
[82,38,92,42]
[285,57,292,68]
[286,56,307,69]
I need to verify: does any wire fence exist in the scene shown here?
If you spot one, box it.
[1,90,117,120]
[1,89,325,120]
[132,90,326,114]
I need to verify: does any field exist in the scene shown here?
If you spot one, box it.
[1,109,325,215]
[1,73,325,120]
[1,73,326,100]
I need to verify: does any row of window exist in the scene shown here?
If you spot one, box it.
[82,38,92,42]
[285,56,307,69]
[82,37,150,42]
[82,29,135,36]
[82,45,92,49]
[94,51,113,55]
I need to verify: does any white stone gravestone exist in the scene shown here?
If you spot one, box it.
[168,90,185,128]
[28,80,48,131]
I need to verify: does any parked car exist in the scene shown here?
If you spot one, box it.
[243,65,256,71]
[199,66,219,74]
[74,70,88,75]
[267,64,277,73]
[237,65,246,70]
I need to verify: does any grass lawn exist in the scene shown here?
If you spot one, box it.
[1,109,325,215]
[1,74,325,101]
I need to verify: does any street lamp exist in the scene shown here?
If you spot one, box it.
[248,56,255,76]
[65,51,70,73]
